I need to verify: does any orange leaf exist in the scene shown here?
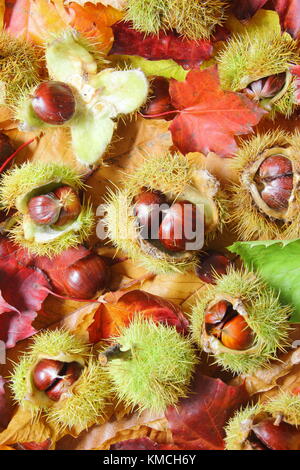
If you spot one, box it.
[169,66,266,157]
[68,2,123,52]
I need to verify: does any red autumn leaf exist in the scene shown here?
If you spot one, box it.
[110,21,213,69]
[169,66,266,157]
[252,419,300,450]
[273,0,300,38]
[165,373,248,450]
[0,242,50,348]
[88,289,189,343]
[230,0,269,20]
[18,439,52,450]
[0,377,12,430]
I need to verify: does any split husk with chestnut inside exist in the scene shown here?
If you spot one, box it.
[228,130,300,241]
[217,28,300,117]
[0,162,94,256]
[190,268,292,374]
[100,317,197,414]
[225,392,300,450]
[10,330,111,433]
[16,29,149,167]
[104,152,226,275]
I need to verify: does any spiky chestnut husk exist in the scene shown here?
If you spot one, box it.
[0,31,40,108]
[225,393,300,450]
[125,0,228,40]
[104,153,226,275]
[102,317,197,414]
[217,31,299,117]
[10,330,111,431]
[228,130,300,241]
[190,268,292,375]
[16,30,149,167]
[0,162,94,257]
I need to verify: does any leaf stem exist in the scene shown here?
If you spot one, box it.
[0,137,36,173]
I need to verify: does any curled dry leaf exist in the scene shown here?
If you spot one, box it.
[165,373,248,450]
[169,66,266,157]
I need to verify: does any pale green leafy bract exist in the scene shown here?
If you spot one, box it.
[229,239,300,322]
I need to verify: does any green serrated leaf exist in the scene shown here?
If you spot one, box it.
[229,239,300,322]
[113,55,188,81]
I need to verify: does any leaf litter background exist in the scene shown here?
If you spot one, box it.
[0,0,300,450]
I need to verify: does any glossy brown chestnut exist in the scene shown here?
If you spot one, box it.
[221,314,254,351]
[45,361,82,402]
[257,155,293,210]
[196,251,232,284]
[158,200,201,252]
[32,81,76,125]
[62,254,110,299]
[53,185,81,226]
[28,193,61,225]
[32,359,64,391]
[134,188,167,239]
[0,133,14,165]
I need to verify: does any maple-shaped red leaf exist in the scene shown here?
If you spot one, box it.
[165,373,248,450]
[88,289,189,343]
[110,21,213,69]
[230,0,268,20]
[0,245,50,348]
[273,0,300,38]
[169,66,266,157]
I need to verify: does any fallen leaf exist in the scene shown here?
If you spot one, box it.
[110,437,161,450]
[111,21,213,68]
[0,377,12,430]
[0,250,50,348]
[273,0,300,38]
[88,289,189,343]
[169,66,266,157]
[165,373,248,450]
[66,0,126,8]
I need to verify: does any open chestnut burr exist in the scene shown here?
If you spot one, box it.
[228,130,300,240]
[104,153,225,275]
[225,393,300,450]
[190,269,291,374]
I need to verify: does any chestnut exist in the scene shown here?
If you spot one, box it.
[196,251,232,284]
[0,133,14,166]
[32,359,64,391]
[32,359,82,402]
[45,361,82,402]
[28,193,61,225]
[221,314,254,351]
[256,155,293,210]
[52,185,81,226]
[133,188,167,239]
[62,254,110,299]
[158,200,201,252]
[32,81,76,125]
